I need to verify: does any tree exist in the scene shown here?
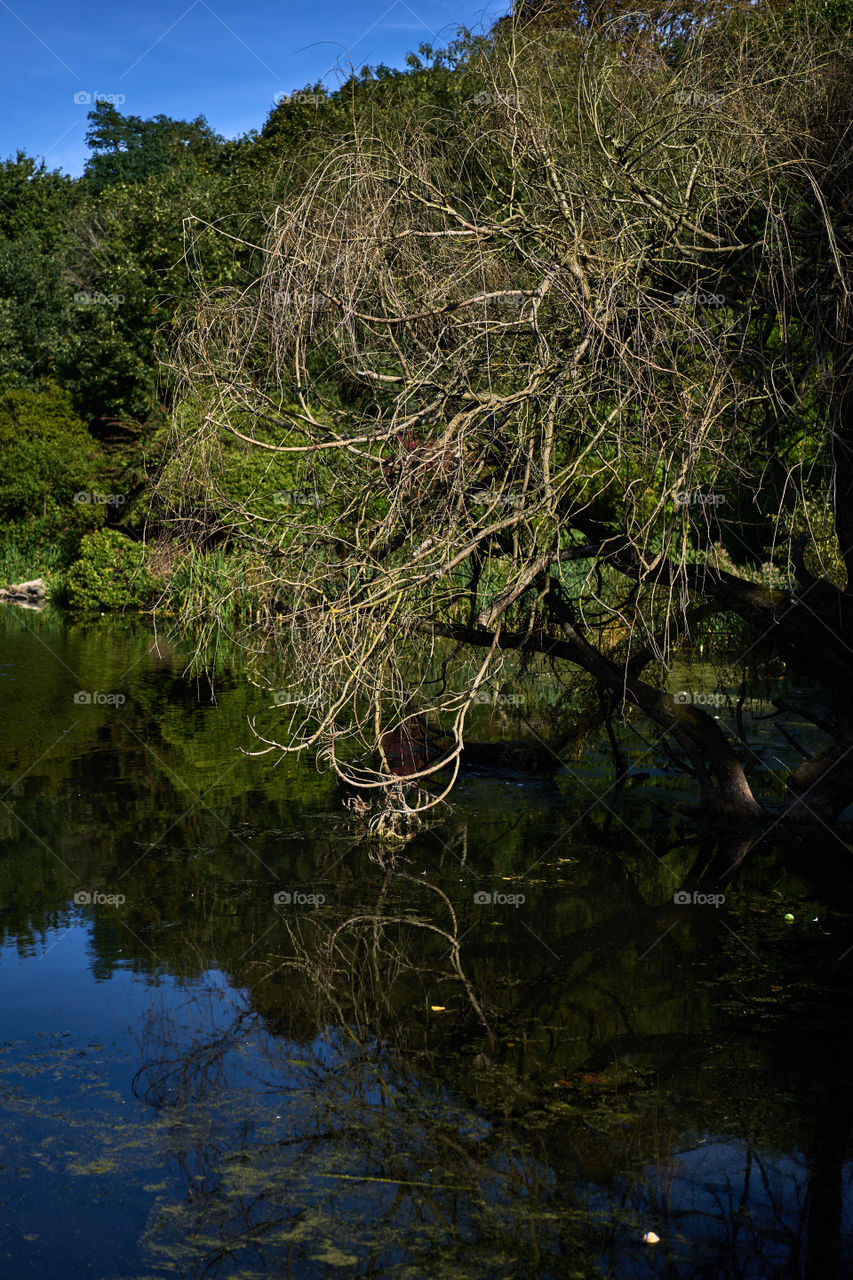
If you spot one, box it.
[163,2,853,832]
[0,384,105,564]
[59,105,271,428]
[82,102,223,193]
[0,154,77,387]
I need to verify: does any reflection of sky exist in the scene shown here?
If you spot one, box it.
[0,929,312,1277]
[594,1137,853,1278]
[2,920,134,1036]
[0,924,177,1279]
[1,926,489,1277]
[2,921,853,1278]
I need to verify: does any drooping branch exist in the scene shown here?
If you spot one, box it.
[161,5,853,829]
[429,612,764,822]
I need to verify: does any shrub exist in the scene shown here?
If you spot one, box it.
[64,528,152,611]
[0,384,106,565]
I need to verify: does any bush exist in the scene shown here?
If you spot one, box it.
[64,528,152,611]
[0,383,106,566]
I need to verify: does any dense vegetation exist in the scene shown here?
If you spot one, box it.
[0,41,478,597]
[4,0,853,827]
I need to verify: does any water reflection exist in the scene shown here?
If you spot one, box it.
[1,608,852,1277]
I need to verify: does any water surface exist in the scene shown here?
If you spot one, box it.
[2,607,852,1278]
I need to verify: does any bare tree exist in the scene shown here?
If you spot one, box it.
[162,2,853,832]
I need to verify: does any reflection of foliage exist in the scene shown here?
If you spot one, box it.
[3,614,853,1274]
[3,874,842,1280]
[1,970,843,1280]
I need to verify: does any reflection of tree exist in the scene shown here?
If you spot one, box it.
[0,610,343,959]
[122,846,853,1279]
[302,874,493,1035]
[132,989,255,1111]
[4,602,853,1274]
[135,981,606,1279]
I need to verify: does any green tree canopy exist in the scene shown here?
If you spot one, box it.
[0,384,105,563]
[0,154,77,387]
[83,102,225,193]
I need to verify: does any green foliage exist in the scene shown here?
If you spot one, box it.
[256,40,484,171]
[64,528,152,611]
[63,159,257,425]
[83,101,225,193]
[787,0,853,33]
[0,538,66,590]
[0,384,105,569]
[0,154,77,387]
[156,544,272,634]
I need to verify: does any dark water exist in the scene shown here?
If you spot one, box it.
[2,607,853,1278]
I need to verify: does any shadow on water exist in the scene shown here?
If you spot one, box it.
[1,608,853,1277]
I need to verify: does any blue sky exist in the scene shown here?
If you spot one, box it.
[0,0,506,176]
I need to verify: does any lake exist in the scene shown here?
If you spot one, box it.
[2,605,852,1278]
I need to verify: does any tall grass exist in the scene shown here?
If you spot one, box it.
[148,544,281,677]
[0,540,65,590]
[155,546,260,617]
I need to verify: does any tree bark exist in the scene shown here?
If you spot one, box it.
[783,735,853,827]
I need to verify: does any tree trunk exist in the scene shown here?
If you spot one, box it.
[783,735,853,827]
[430,619,766,824]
